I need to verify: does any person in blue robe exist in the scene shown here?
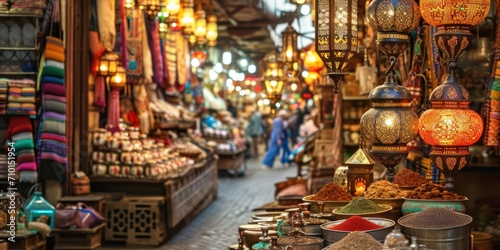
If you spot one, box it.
[262,110,288,168]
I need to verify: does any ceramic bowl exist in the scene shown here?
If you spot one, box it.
[277,236,324,250]
[302,195,351,213]
[251,212,286,221]
[321,217,395,244]
[243,230,277,248]
[401,197,468,215]
[332,205,393,220]
[238,224,262,234]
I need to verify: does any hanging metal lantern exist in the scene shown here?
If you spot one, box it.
[139,0,162,19]
[282,24,299,76]
[194,5,207,44]
[180,0,195,35]
[314,0,358,93]
[360,0,421,182]
[98,51,120,76]
[206,14,218,46]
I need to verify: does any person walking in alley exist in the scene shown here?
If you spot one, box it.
[262,110,288,169]
[246,109,264,158]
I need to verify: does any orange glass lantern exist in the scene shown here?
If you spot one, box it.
[303,50,323,73]
[138,0,161,19]
[418,0,489,191]
[304,71,320,85]
[194,3,207,44]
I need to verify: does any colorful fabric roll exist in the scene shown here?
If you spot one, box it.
[44,49,65,62]
[8,79,35,87]
[43,94,66,103]
[42,66,65,78]
[42,83,66,96]
[42,76,64,85]
[42,100,66,114]
[11,132,32,141]
[45,60,64,69]
[41,119,66,135]
[41,133,67,143]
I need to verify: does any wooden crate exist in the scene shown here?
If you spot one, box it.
[103,200,129,242]
[53,223,104,250]
[166,158,217,228]
[1,231,46,250]
[126,197,166,247]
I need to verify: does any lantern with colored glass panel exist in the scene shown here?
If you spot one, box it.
[346,148,375,196]
[98,51,119,77]
[180,0,194,35]
[206,14,218,46]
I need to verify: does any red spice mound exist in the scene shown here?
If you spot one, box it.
[393,169,428,187]
[330,216,383,231]
[312,182,352,201]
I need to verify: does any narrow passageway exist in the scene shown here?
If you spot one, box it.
[162,157,296,250]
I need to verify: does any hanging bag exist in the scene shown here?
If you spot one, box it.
[77,202,105,228]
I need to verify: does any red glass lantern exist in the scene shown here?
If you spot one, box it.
[303,50,324,73]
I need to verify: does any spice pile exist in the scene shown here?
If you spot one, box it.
[399,207,472,229]
[406,183,466,200]
[393,169,428,187]
[329,216,383,231]
[364,180,407,199]
[277,236,323,245]
[324,231,383,250]
[336,197,387,214]
[311,182,352,201]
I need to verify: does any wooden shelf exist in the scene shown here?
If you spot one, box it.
[0,72,37,76]
[343,95,369,101]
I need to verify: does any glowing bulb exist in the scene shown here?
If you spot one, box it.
[236,86,242,92]
[190,58,200,67]
[300,4,310,15]
[263,99,270,105]
[226,79,233,87]
[257,100,263,106]
[214,63,223,73]
[286,50,293,58]
[245,89,251,95]
[291,83,297,91]
[302,71,309,78]
[248,64,257,74]
[240,59,248,67]
[270,80,277,87]
[209,69,218,81]
[384,118,394,127]
[223,51,232,65]
[228,85,235,91]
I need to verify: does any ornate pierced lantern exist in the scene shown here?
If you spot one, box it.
[165,0,180,23]
[125,0,135,17]
[138,0,162,19]
[194,3,207,44]
[418,0,489,191]
[345,148,375,196]
[360,0,421,182]
[180,0,195,35]
[98,51,120,76]
[262,50,286,114]
[282,24,299,76]
[206,14,218,46]
[314,0,358,93]
[109,66,127,89]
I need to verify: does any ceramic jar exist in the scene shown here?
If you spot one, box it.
[334,166,349,191]
[108,162,121,176]
[105,151,119,163]
[128,127,140,140]
[121,147,133,164]
[402,198,468,215]
[92,129,108,147]
[131,164,143,177]
[121,164,131,176]
[92,163,107,175]
[91,151,105,162]
[106,138,120,150]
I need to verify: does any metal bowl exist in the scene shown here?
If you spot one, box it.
[302,195,351,213]
[398,212,473,250]
[277,236,324,250]
[332,205,393,220]
[367,198,405,210]
[321,218,395,244]
[243,230,278,248]
[251,211,287,221]
[401,197,468,215]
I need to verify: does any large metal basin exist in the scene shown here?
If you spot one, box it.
[277,236,324,250]
[321,217,395,244]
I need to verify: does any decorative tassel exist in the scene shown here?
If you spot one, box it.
[107,88,121,132]
[94,76,107,110]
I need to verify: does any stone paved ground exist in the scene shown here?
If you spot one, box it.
[102,155,296,250]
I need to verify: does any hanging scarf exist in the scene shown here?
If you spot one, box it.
[482,0,500,147]
[145,17,165,88]
[97,0,116,51]
[141,12,153,83]
[119,0,127,69]
[165,31,178,87]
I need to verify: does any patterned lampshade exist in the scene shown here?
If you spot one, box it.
[282,24,299,76]
[420,0,490,27]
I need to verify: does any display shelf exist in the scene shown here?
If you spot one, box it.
[0,72,37,75]
[0,13,43,18]
[343,95,369,101]
[0,47,37,51]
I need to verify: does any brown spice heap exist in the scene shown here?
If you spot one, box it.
[393,168,428,187]
[406,183,466,200]
[311,182,352,201]
[277,236,323,245]
[324,231,383,250]
[399,207,472,229]
[364,180,408,199]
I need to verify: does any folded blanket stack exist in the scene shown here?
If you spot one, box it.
[7,79,36,116]
[0,78,7,114]
[6,117,37,182]
[37,36,67,182]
